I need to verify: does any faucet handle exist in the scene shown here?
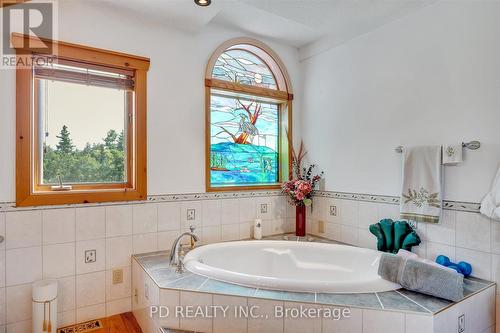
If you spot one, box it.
[189,225,196,233]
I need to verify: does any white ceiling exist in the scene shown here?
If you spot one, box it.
[98,0,435,58]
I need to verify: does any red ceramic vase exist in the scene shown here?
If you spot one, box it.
[296,205,306,236]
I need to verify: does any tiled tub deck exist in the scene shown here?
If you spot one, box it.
[132,235,496,333]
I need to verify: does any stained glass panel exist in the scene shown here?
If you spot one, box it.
[210,94,279,186]
[212,49,277,90]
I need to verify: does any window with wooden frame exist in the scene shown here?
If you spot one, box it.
[13,33,150,206]
[205,38,293,191]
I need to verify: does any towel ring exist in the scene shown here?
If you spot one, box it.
[395,141,480,153]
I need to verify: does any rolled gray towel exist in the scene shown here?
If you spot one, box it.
[378,253,464,302]
[400,259,464,302]
[378,253,403,283]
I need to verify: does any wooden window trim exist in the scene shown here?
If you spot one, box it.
[205,38,293,192]
[14,33,150,207]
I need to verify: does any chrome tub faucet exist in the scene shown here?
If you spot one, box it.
[169,226,199,273]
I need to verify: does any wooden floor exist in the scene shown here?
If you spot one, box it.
[59,312,143,333]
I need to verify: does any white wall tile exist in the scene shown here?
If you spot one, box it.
[5,210,42,249]
[0,214,5,251]
[76,271,106,308]
[311,197,326,221]
[58,309,76,328]
[239,222,252,240]
[106,297,131,317]
[106,266,131,301]
[358,201,379,230]
[239,198,256,223]
[202,200,221,226]
[133,233,158,254]
[456,212,491,252]
[248,298,283,333]
[427,210,456,246]
[106,236,132,269]
[105,205,133,237]
[340,225,358,245]
[157,289,180,329]
[221,199,239,225]
[271,219,287,235]
[157,230,179,251]
[132,204,158,234]
[405,314,433,333]
[43,243,75,279]
[221,224,239,242]
[202,226,221,245]
[322,306,362,333]
[456,247,492,280]
[6,247,42,286]
[283,302,321,333]
[0,251,5,288]
[0,288,4,326]
[362,309,404,333]
[75,207,105,241]
[76,239,105,274]
[426,241,456,262]
[181,201,202,230]
[76,303,105,322]
[491,254,500,294]
[325,223,341,242]
[57,276,76,312]
[490,220,500,254]
[340,200,358,227]
[6,284,31,323]
[157,202,181,231]
[43,208,75,245]
[358,229,377,250]
[179,291,212,333]
[213,295,247,333]
[6,320,31,333]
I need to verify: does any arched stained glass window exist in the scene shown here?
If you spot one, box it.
[212,49,277,89]
[205,38,293,191]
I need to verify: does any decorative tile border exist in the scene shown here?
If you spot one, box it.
[0,189,480,213]
[0,190,282,212]
[313,190,481,213]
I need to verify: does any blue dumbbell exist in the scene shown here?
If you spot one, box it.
[436,255,472,277]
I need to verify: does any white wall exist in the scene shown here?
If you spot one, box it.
[300,1,500,203]
[0,0,301,202]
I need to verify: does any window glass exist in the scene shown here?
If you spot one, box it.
[210,94,279,186]
[212,49,277,90]
[37,79,129,184]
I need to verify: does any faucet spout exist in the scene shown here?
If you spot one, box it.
[169,227,199,269]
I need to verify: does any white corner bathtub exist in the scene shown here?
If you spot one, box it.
[183,240,400,293]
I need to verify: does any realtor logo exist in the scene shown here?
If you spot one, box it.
[1,0,57,68]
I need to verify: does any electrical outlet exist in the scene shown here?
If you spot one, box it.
[458,314,465,333]
[113,269,123,284]
[187,209,196,221]
[318,220,325,233]
[85,249,96,263]
[329,205,337,216]
[260,203,268,214]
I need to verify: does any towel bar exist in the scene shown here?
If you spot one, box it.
[395,141,480,153]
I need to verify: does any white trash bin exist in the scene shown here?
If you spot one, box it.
[32,280,58,333]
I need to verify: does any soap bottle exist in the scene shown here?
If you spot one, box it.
[253,219,262,240]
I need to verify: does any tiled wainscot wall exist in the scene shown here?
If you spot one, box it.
[0,190,497,332]
[307,192,499,332]
[0,192,293,332]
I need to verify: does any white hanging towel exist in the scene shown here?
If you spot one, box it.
[480,166,500,221]
[400,146,442,223]
[442,143,463,165]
